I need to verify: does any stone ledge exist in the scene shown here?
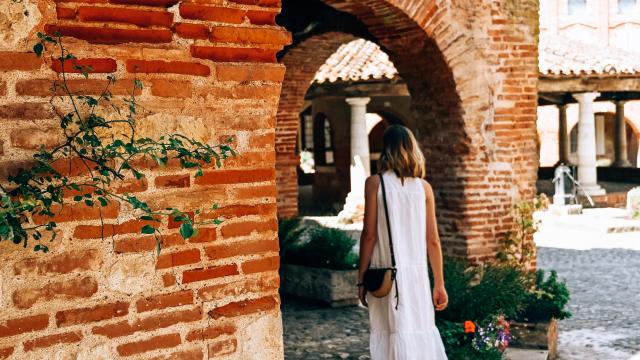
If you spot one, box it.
[505,348,549,360]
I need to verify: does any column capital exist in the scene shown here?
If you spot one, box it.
[572,92,600,103]
[556,103,568,110]
[614,99,627,106]
[345,97,371,106]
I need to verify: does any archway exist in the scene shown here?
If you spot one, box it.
[275,0,539,261]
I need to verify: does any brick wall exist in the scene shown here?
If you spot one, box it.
[276,0,540,262]
[1,0,288,358]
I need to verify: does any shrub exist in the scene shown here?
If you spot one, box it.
[436,258,528,323]
[282,226,358,270]
[517,269,571,322]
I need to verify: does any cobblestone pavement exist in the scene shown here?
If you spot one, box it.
[537,247,640,360]
[282,247,640,360]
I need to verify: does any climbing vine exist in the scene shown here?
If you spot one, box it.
[0,33,235,252]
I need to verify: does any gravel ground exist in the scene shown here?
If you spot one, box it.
[282,247,640,360]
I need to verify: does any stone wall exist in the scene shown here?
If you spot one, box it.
[0,0,288,358]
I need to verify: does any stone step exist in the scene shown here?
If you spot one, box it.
[504,348,549,360]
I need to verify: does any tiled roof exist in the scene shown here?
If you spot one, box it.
[313,37,640,84]
[539,35,640,77]
[313,39,398,84]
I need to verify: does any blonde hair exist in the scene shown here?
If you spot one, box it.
[377,125,426,180]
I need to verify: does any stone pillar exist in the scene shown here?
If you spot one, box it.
[338,97,371,223]
[573,92,606,196]
[557,103,570,165]
[613,100,632,167]
[346,97,372,175]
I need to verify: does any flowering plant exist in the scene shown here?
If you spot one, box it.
[466,315,511,353]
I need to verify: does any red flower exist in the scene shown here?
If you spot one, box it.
[464,320,476,334]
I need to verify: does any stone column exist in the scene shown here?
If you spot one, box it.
[613,100,631,167]
[338,97,371,223]
[573,92,606,196]
[557,103,570,165]
[346,97,372,175]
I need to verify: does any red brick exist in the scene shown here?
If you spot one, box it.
[23,331,82,351]
[208,295,277,319]
[233,184,277,200]
[150,79,192,98]
[16,78,139,96]
[156,174,193,188]
[197,273,279,301]
[209,338,237,357]
[206,203,276,220]
[228,0,279,6]
[136,290,194,312]
[210,27,291,46]
[156,248,201,269]
[14,249,101,275]
[45,24,172,44]
[246,10,277,25]
[179,4,245,23]
[0,52,42,71]
[0,102,53,119]
[126,59,210,76]
[194,168,275,186]
[168,212,194,229]
[109,0,179,6]
[241,256,279,274]
[114,233,185,253]
[248,132,275,148]
[185,324,235,341]
[148,348,203,360]
[0,81,6,96]
[208,83,281,99]
[175,23,210,39]
[73,219,158,239]
[117,333,182,356]
[205,238,278,260]
[191,46,278,63]
[78,7,173,27]
[56,301,129,327]
[56,6,77,18]
[13,276,98,309]
[163,273,177,286]
[0,314,49,338]
[219,219,277,238]
[93,307,201,338]
[10,128,60,150]
[114,178,148,194]
[0,347,13,359]
[182,264,238,284]
[51,58,117,73]
[188,227,217,243]
[32,201,120,225]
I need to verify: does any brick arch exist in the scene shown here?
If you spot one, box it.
[275,32,356,218]
[276,0,539,262]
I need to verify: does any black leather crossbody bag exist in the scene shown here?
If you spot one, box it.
[363,174,399,308]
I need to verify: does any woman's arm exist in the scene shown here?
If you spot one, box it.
[357,175,380,307]
[423,180,448,311]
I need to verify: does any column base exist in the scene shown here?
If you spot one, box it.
[580,184,606,196]
[612,160,632,168]
[337,192,364,224]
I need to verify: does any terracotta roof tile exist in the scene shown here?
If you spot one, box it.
[313,39,398,84]
[538,35,640,77]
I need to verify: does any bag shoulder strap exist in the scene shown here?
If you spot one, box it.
[379,173,396,268]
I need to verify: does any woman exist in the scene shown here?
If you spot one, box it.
[357,125,448,360]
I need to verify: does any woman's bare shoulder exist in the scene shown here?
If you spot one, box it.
[365,174,381,191]
[420,178,434,198]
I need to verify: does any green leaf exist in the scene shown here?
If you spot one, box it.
[98,197,108,206]
[84,199,94,207]
[179,223,194,239]
[73,195,83,201]
[141,225,156,234]
[33,43,44,57]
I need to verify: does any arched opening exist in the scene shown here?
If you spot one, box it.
[275,0,538,260]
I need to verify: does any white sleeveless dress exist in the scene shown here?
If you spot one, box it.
[368,171,448,360]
